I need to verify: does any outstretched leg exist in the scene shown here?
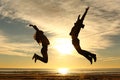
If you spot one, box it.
[72,38,93,64]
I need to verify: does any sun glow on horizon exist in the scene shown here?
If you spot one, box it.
[58,68,69,75]
[53,38,74,55]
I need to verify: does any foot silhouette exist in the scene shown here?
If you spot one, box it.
[92,54,97,62]
[88,56,92,64]
[32,53,37,63]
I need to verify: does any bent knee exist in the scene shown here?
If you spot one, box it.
[43,59,48,63]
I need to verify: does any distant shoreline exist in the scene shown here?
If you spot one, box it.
[0,68,120,80]
[0,71,120,80]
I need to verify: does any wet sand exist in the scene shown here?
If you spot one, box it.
[0,73,120,80]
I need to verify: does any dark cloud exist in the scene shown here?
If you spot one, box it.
[0,17,31,42]
[0,17,55,43]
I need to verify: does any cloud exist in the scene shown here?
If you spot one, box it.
[0,39,39,57]
[0,0,120,55]
[0,30,39,57]
[99,57,120,62]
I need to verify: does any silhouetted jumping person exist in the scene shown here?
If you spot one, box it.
[70,7,96,64]
[29,24,50,63]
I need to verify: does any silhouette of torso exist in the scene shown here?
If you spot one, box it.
[70,20,84,37]
[34,30,50,45]
[70,25,81,37]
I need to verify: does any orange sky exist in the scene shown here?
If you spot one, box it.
[0,0,120,69]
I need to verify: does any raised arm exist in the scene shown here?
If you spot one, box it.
[29,24,39,31]
[80,7,89,23]
[77,15,80,21]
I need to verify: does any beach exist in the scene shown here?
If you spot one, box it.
[0,68,119,80]
[0,73,120,80]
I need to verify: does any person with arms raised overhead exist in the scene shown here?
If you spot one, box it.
[70,7,96,64]
[29,24,50,63]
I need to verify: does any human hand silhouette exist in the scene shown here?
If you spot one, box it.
[29,24,36,27]
[86,6,89,10]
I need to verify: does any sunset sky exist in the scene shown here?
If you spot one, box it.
[0,0,120,69]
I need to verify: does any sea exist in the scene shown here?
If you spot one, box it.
[0,68,119,74]
[0,68,120,80]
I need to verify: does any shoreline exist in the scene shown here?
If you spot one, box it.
[0,72,120,80]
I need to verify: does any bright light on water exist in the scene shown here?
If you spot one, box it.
[58,68,69,75]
